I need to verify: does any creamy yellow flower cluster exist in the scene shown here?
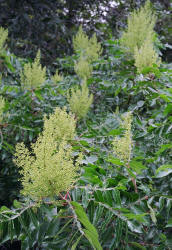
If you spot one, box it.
[0,27,8,54]
[67,82,93,119]
[0,27,63,88]
[51,69,63,83]
[113,112,133,164]
[73,26,102,67]
[14,107,82,202]
[20,48,63,88]
[121,0,161,73]
[0,96,5,124]
[73,26,101,79]
[134,37,161,74]
[20,50,46,89]
[0,26,47,89]
[68,26,101,119]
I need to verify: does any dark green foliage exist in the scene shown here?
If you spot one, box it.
[0,0,171,65]
[0,0,111,65]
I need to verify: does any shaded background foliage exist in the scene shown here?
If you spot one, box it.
[0,0,171,65]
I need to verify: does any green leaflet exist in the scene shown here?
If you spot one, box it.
[71,201,102,250]
[71,235,83,250]
[129,241,146,250]
[155,165,172,178]
[84,229,102,250]
[147,202,157,224]
[155,144,172,156]
[166,218,172,228]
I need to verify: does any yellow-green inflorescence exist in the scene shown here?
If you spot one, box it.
[14,107,82,202]
[73,26,101,79]
[0,27,8,54]
[113,112,133,164]
[0,96,5,124]
[74,57,93,80]
[121,0,156,55]
[20,50,46,89]
[134,36,161,73]
[68,26,101,119]
[73,26,102,64]
[120,0,160,73]
[51,69,63,83]
[43,106,76,144]
[67,82,93,120]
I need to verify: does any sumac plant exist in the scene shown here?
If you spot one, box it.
[0,1,172,249]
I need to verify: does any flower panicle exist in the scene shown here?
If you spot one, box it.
[121,0,156,55]
[20,50,46,89]
[120,0,161,73]
[0,27,8,53]
[0,96,5,124]
[14,107,82,202]
[113,112,133,164]
[67,82,93,120]
[73,25,102,80]
[51,69,63,83]
[134,36,161,73]
[73,25,102,63]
